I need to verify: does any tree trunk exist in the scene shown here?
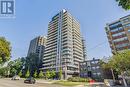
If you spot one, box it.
[111,68,115,83]
[121,72,128,87]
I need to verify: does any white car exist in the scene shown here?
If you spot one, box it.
[11,75,20,80]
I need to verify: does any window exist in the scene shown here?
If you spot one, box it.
[122,18,130,23]
[91,61,95,64]
[112,32,125,37]
[95,61,99,64]
[115,43,129,48]
[124,23,130,28]
[109,22,122,29]
[92,67,96,70]
[93,73,97,75]
[128,30,130,33]
[110,27,123,32]
[96,66,100,69]
[113,37,128,42]
[97,72,101,75]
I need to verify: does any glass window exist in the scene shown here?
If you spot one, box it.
[95,61,99,64]
[91,61,95,64]
[124,23,130,28]
[122,18,130,23]
[96,66,100,69]
[97,72,101,75]
[92,67,96,70]
[128,30,130,33]
[113,37,128,42]
[112,32,125,37]
[109,22,121,29]
[110,27,123,32]
[115,43,129,48]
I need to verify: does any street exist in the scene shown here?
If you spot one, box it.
[0,78,108,87]
[0,78,66,87]
[0,78,124,87]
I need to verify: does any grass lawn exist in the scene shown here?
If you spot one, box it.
[53,80,87,86]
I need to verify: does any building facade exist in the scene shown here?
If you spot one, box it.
[80,58,103,81]
[27,36,47,65]
[82,38,87,61]
[105,15,130,54]
[42,9,84,79]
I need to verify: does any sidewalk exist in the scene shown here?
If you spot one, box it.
[36,79,60,84]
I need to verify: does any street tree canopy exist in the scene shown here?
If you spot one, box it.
[8,58,25,76]
[116,0,130,10]
[107,50,130,74]
[38,70,44,78]
[0,37,11,64]
[25,53,39,74]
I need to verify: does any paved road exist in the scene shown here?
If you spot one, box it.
[0,78,106,87]
[0,78,65,87]
[0,78,124,87]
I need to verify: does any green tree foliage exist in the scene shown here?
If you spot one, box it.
[33,70,37,78]
[46,70,50,79]
[0,67,8,76]
[116,0,130,10]
[108,50,130,74]
[59,69,62,80]
[8,61,16,76]
[25,53,39,75]
[50,70,56,79]
[38,70,44,78]
[25,69,30,78]
[8,58,25,76]
[101,50,130,76]
[0,37,11,64]
[102,50,130,86]
[18,70,22,77]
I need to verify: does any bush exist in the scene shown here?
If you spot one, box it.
[67,77,90,82]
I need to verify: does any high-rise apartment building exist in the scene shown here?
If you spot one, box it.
[27,36,47,65]
[105,15,130,54]
[82,38,87,61]
[42,9,84,79]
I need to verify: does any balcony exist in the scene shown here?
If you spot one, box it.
[116,45,130,51]
[114,40,129,45]
[112,34,126,40]
[111,29,124,34]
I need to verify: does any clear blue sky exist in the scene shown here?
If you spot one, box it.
[0,0,130,60]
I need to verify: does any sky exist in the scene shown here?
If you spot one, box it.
[0,0,130,60]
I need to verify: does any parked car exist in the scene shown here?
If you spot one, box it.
[24,77,36,84]
[11,75,20,80]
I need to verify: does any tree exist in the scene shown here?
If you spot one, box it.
[18,70,22,77]
[8,60,17,76]
[38,70,44,78]
[33,70,37,78]
[0,37,11,64]
[25,69,30,78]
[105,50,130,87]
[0,67,8,77]
[8,58,25,76]
[59,69,62,80]
[116,0,130,10]
[46,70,50,79]
[25,53,39,75]
[50,70,56,79]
